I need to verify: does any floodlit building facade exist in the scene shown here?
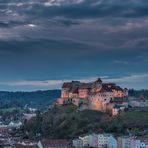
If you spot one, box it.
[57,78,128,112]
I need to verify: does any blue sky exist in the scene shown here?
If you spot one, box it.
[0,0,148,91]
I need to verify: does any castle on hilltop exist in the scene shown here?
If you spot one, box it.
[57,78,128,113]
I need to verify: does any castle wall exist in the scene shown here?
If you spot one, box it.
[61,88,69,98]
[113,90,123,98]
[79,89,88,98]
[69,92,78,98]
[89,98,103,111]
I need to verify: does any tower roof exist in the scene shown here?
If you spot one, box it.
[95,78,102,83]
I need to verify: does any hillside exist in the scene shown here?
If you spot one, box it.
[21,105,148,139]
[0,90,61,109]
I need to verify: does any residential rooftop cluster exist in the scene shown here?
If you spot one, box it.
[72,133,148,148]
[1,124,148,148]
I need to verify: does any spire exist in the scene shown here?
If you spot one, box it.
[95,78,102,83]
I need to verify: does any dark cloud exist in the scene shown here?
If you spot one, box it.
[0,0,148,90]
[1,0,148,20]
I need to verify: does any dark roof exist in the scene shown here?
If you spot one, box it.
[79,83,92,89]
[62,82,72,88]
[14,144,38,148]
[103,83,116,86]
[100,88,108,93]
[95,78,102,83]
[102,85,113,92]
[114,86,123,91]
[62,81,81,89]
[102,83,123,91]
[40,139,68,147]
[70,87,78,93]
[62,79,123,94]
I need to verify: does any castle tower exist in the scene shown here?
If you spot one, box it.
[95,78,102,92]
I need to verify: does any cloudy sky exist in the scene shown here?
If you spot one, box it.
[0,0,148,91]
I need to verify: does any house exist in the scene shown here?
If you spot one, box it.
[121,136,131,148]
[130,137,141,148]
[0,126,10,138]
[9,121,22,129]
[23,113,36,121]
[73,134,98,148]
[73,134,119,148]
[107,135,118,148]
[14,143,38,148]
[139,137,148,148]
[0,138,12,148]
[129,99,148,108]
[79,136,89,147]
[38,139,68,148]
[117,136,148,148]
[72,139,83,148]
[98,134,111,147]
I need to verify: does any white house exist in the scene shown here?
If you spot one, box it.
[107,135,118,148]
[121,136,131,148]
[72,139,83,148]
[79,135,89,147]
[98,134,111,147]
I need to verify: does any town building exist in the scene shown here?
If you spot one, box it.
[121,136,131,148]
[129,99,148,108]
[117,136,148,148]
[88,134,98,148]
[14,140,38,148]
[98,134,111,147]
[79,135,89,147]
[107,135,118,148]
[130,137,141,148]
[9,121,22,129]
[72,134,148,148]
[38,139,68,148]
[72,139,83,148]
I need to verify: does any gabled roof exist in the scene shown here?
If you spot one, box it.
[79,83,92,89]
[103,83,116,86]
[114,86,123,91]
[95,78,102,83]
[62,81,81,89]
[62,82,72,88]
[40,139,68,147]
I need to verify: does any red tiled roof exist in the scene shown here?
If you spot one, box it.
[40,139,68,148]
[14,144,38,148]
